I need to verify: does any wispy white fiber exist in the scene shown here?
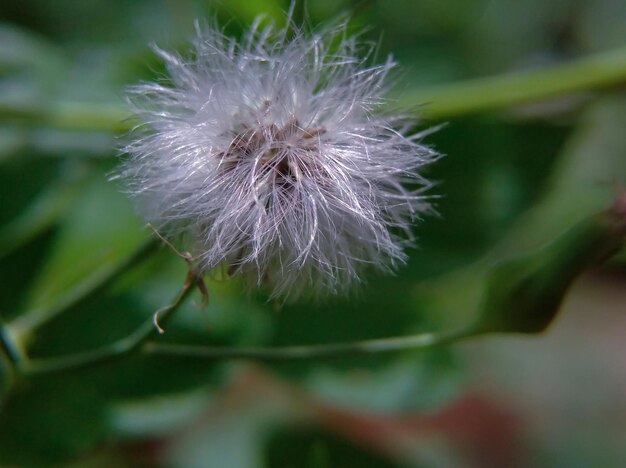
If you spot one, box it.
[116,15,438,300]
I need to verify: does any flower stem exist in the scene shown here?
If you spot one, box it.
[19,266,197,376]
[0,100,131,132]
[22,322,479,376]
[7,237,160,346]
[142,326,480,361]
[2,46,626,131]
[13,253,479,374]
[402,45,626,119]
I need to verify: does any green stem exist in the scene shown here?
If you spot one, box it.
[401,45,626,119]
[2,46,626,130]
[0,100,131,132]
[7,237,160,346]
[143,326,480,361]
[20,268,197,376]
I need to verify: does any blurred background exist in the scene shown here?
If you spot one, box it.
[1,0,625,466]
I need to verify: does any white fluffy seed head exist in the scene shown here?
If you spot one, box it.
[116,16,438,300]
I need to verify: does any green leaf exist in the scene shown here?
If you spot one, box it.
[265,426,402,468]
[497,93,626,252]
[20,173,144,312]
[0,171,83,260]
[414,94,626,331]
[476,209,625,334]
[0,374,108,466]
[0,22,66,75]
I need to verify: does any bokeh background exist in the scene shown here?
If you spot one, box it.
[1,0,626,466]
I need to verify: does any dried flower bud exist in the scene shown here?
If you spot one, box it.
[116,17,438,300]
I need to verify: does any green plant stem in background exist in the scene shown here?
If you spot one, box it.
[143,326,480,361]
[19,266,198,376]
[6,238,160,349]
[21,314,479,374]
[401,45,626,119]
[114,198,626,363]
[0,101,131,133]
[2,46,626,131]
[10,265,480,374]
[3,193,623,377]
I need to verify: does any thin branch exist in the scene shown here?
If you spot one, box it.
[19,267,198,376]
[7,237,160,344]
[142,326,480,361]
[401,45,626,119]
[0,100,131,132]
[17,293,479,375]
[2,45,626,130]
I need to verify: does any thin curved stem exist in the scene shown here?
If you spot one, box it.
[143,326,480,361]
[20,320,480,376]
[19,267,197,376]
[7,237,160,345]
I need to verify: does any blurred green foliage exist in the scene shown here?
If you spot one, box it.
[1,0,625,466]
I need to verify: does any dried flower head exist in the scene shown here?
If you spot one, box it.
[116,15,438,300]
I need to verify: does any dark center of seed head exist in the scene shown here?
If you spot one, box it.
[218,116,325,184]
